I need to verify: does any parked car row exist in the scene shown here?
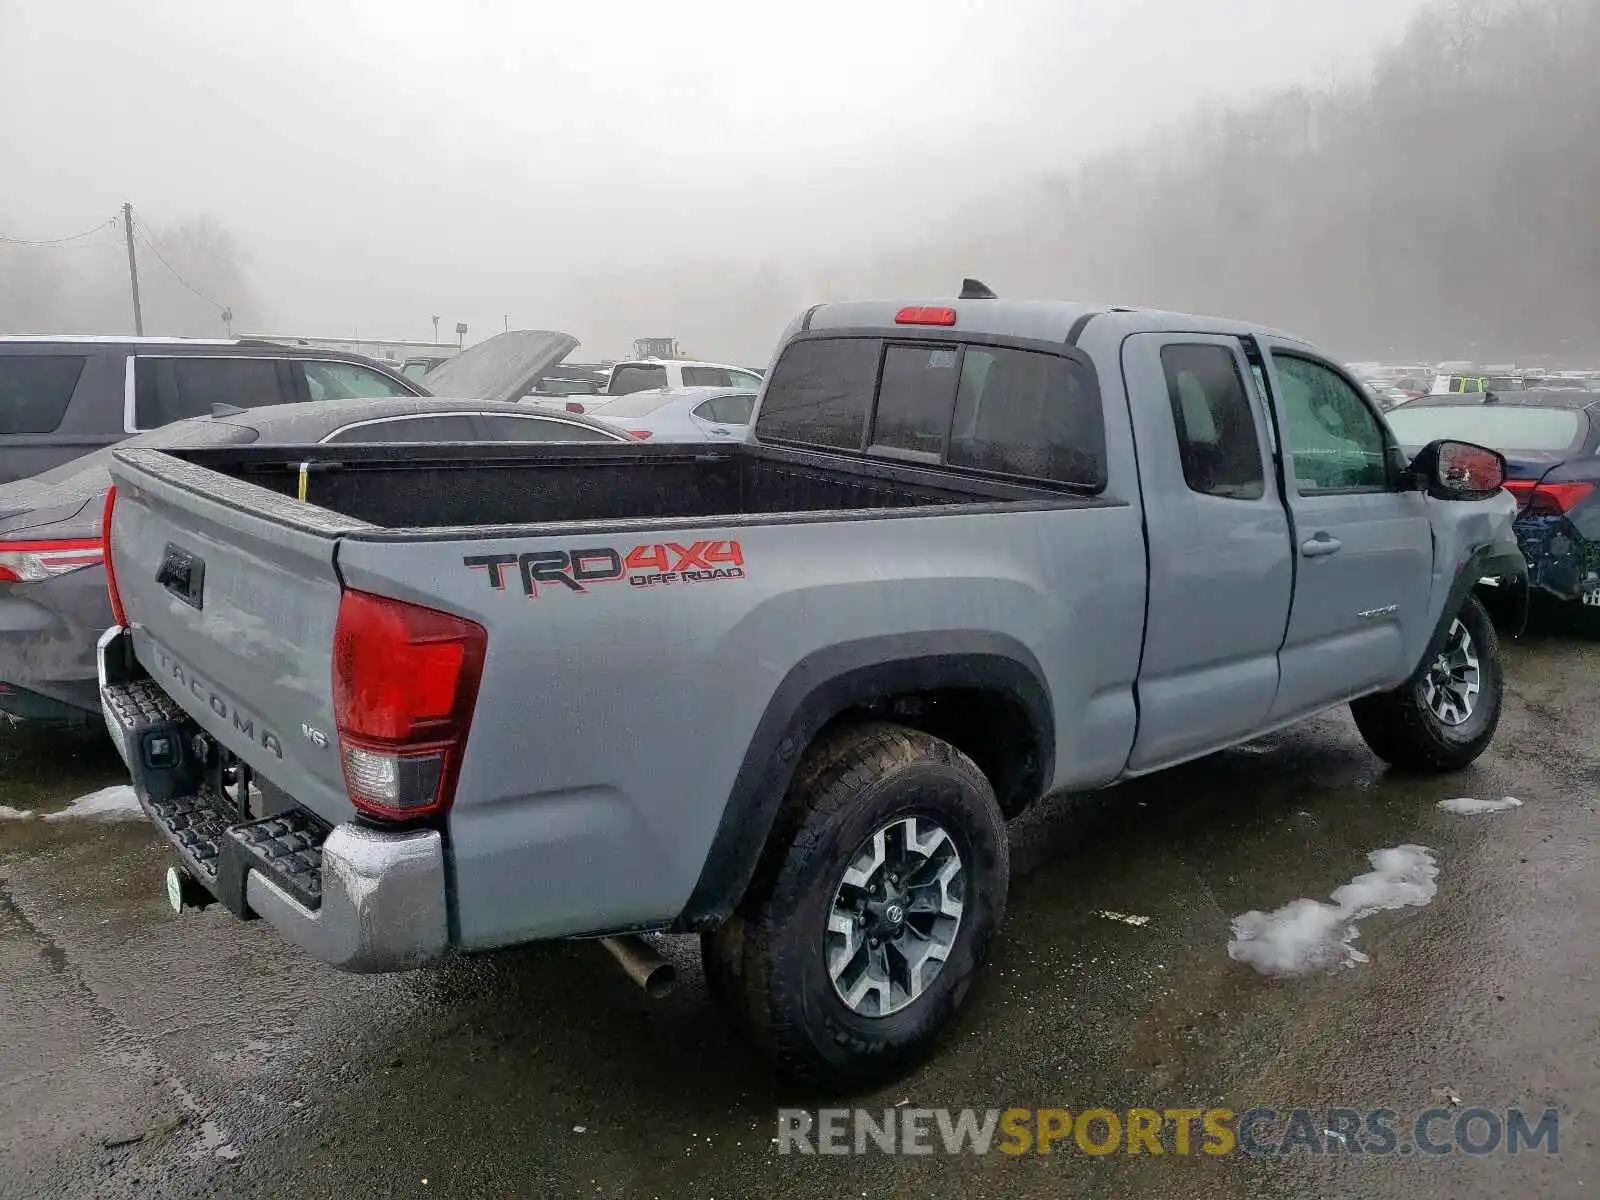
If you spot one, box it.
[0,328,758,723]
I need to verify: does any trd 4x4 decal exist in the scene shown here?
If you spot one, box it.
[464,540,745,598]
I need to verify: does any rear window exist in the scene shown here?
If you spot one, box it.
[134,357,284,427]
[607,364,669,395]
[477,415,616,441]
[756,338,879,451]
[1385,405,1587,455]
[0,355,86,434]
[758,337,1103,486]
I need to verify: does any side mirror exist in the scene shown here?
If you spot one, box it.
[1407,439,1507,500]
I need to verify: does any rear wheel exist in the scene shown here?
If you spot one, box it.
[1350,595,1502,772]
[702,722,1008,1090]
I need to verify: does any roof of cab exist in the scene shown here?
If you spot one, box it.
[801,294,1311,348]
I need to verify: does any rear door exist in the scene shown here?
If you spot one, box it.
[1256,339,1433,719]
[130,356,291,430]
[0,348,121,484]
[108,452,362,824]
[1121,334,1294,769]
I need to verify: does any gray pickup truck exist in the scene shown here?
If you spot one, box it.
[98,288,1524,1088]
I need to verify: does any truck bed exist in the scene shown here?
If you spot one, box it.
[122,440,1080,536]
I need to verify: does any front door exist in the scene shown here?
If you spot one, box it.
[1122,333,1294,770]
[1255,339,1433,721]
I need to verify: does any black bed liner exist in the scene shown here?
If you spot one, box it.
[129,440,1103,534]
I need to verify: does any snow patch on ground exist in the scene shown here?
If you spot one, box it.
[41,785,142,822]
[1228,845,1439,977]
[1096,910,1151,927]
[1438,796,1522,815]
[0,805,34,820]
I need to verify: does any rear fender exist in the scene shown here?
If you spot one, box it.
[671,632,1052,931]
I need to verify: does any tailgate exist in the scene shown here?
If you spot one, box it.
[108,449,369,825]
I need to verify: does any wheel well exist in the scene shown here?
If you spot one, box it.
[820,686,1046,817]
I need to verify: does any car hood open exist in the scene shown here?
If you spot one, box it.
[418,330,580,405]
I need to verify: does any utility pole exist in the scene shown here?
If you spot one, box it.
[121,202,144,336]
[431,315,441,342]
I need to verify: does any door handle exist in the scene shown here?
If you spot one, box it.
[1300,533,1342,558]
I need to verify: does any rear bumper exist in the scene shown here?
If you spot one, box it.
[0,569,110,717]
[98,626,449,973]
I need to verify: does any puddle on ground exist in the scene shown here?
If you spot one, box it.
[1226,844,1439,977]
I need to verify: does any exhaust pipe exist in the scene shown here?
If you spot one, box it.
[599,934,676,999]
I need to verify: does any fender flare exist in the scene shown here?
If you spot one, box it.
[1424,543,1528,667]
[672,631,1053,930]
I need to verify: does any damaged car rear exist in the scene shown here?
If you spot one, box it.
[1388,389,1600,609]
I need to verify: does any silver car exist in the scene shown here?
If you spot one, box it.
[583,386,756,442]
[0,397,627,721]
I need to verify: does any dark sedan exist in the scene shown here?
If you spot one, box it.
[1387,389,1600,609]
[0,397,627,721]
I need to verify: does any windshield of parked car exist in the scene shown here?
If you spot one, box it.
[1386,405,1587,455]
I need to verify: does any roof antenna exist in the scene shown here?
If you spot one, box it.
[959,278,997,300]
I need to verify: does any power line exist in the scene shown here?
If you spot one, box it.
[0,216,119,246]
[132,222,228,311]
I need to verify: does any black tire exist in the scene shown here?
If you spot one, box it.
[1350,594,1503,772]
[702,721,1008,1091]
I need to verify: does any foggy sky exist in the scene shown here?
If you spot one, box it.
[3,0,1435,359]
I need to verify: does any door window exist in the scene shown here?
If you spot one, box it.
[302,360,415,401]
[1160,344,1265,500]
[134,357,284,428]
[0,355,85,433]
[692,393,755,424]
[1272,354,1390,492]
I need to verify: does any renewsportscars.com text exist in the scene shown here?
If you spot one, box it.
[776,1106,1560,1157]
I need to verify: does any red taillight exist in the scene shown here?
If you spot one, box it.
[894,306,957,327]
[0,536,103,584]
[102,487,127,624]
[1505,479,1594,515]
[332,589,486,821]
[626,430,653,440]
[565,402,586,413]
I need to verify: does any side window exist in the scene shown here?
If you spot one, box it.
[476,415,614,442]
[302,361,414,401]
[0,355,86,434]
[134,357,283,427]
[948,346,1104,488]
[1160,344,1265,500]
[1272,354,1390,493]
[323,415,479,443]
[872,345,960,454]
[608,365,669,395]
[755,338,879,450]
[696,393,755,424]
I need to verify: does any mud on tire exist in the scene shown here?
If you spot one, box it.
[1350,594,1503,773]
[701,721,1008,1091]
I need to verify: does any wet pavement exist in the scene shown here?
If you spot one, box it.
[1,616,1595,1199]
